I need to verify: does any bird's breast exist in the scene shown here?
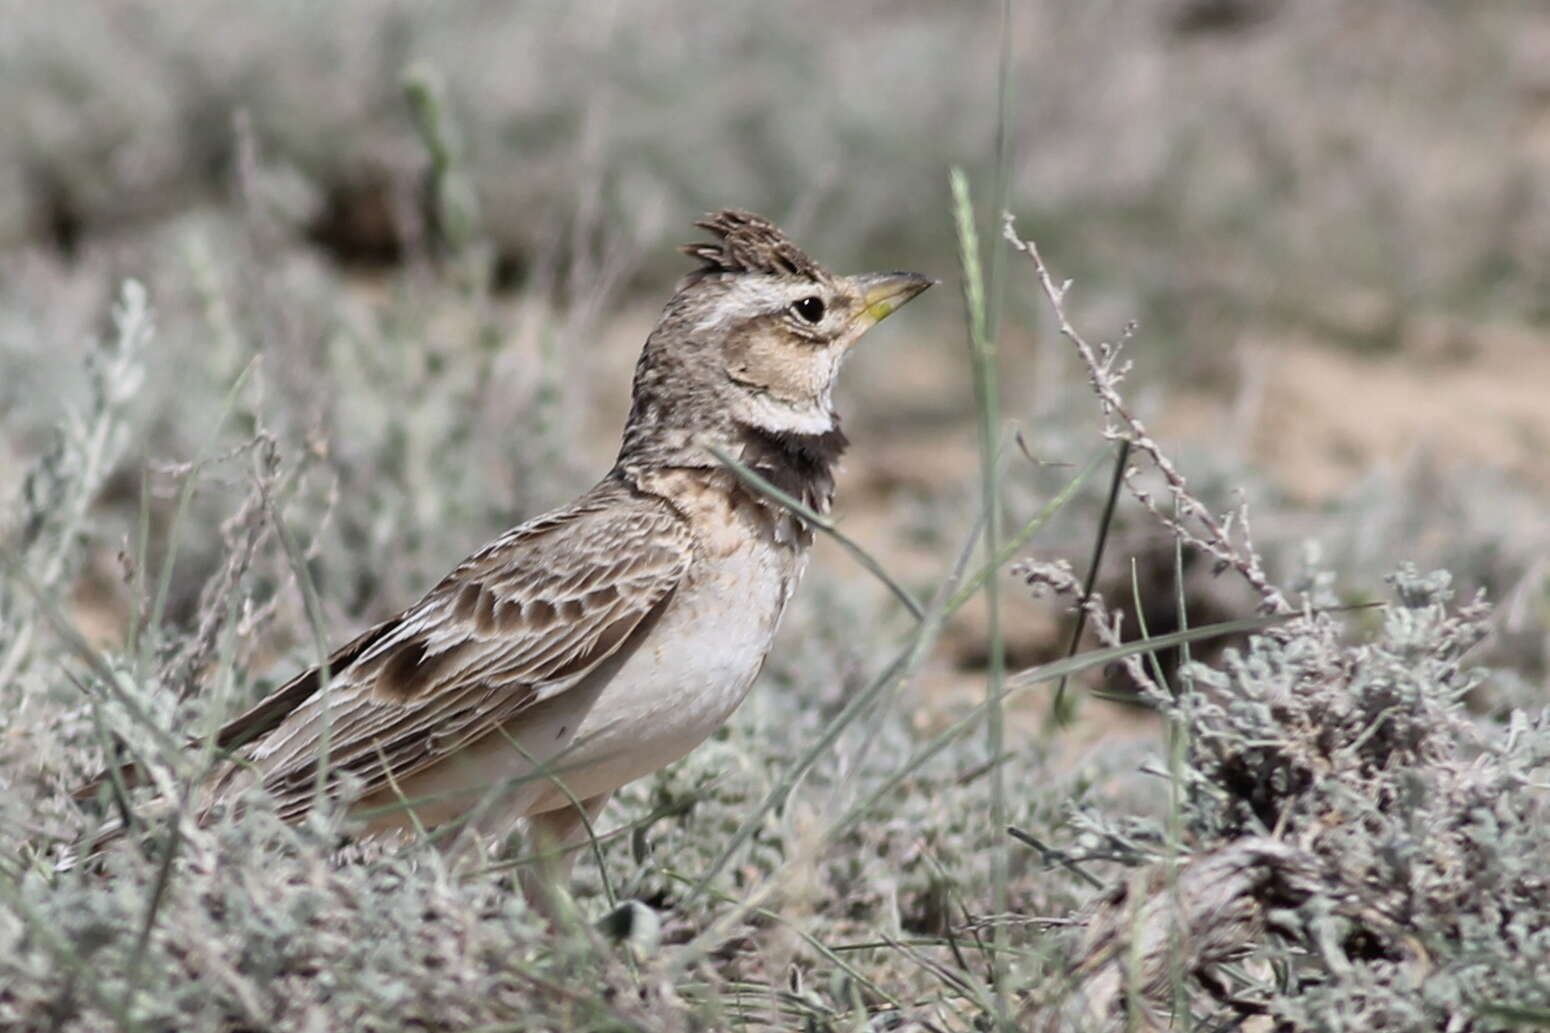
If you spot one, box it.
[549,496,805,785]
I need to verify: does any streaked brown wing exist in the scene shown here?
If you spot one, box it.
[209,477,693,820]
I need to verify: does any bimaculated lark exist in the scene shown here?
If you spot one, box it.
[81,210,931,896]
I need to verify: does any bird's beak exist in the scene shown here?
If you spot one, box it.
[848,271,935,333]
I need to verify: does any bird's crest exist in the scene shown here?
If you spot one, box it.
[681,209,822,282]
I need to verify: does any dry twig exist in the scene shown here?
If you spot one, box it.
[1003,215,1289,615]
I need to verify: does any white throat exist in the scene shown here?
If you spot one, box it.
[732,391,836,437]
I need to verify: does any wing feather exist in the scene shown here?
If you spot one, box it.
[209,478,692,819]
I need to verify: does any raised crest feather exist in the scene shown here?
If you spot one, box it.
[680,209,822,282]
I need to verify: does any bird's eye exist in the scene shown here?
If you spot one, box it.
[791,296,826,323]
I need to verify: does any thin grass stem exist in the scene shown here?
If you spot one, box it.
[261,500,337,822]
[708,443,925,621]
[659,870,901,1009]
[143,358,257,675]
[684,476,986,905]
[950,165,1011,1023]
[827,608,1335,841]
[492,725,617,909]
[1050,437,1130,724]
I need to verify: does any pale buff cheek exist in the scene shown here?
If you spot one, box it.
[725,327,836,404]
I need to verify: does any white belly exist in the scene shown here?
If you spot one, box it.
[532,534,799,802]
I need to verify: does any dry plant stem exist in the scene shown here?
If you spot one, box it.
[140,357,260,685]
[1016,560,1166,702]
[1054,839,1322,1029]
[168,436,280,700]
[1002,215,1290,615]
[3,553,183,763]
[832,607,1297,846]
[658,870,902,1010]
[675,505,988,970]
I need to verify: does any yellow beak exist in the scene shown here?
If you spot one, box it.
[849,271,935,331]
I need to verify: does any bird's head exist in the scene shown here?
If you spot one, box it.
[618,210,932,471]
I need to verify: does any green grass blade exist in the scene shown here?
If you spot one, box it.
[709,442,925,620]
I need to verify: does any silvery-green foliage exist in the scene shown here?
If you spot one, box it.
[1,280,150,805]
[3,279,147,625]
[1150,567,1550,1030]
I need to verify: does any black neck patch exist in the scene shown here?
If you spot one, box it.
[733,420,849,515]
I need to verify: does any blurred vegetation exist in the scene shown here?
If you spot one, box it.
[2,1,1549,1030]
[5,1,1550,332]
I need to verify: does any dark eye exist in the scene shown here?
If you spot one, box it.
[791,296,825,323]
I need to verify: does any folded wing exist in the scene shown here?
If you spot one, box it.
[207,478,693,821]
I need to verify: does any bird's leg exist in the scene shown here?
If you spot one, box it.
[518,791,612,918]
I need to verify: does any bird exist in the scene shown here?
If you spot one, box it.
[77,209,932,903]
